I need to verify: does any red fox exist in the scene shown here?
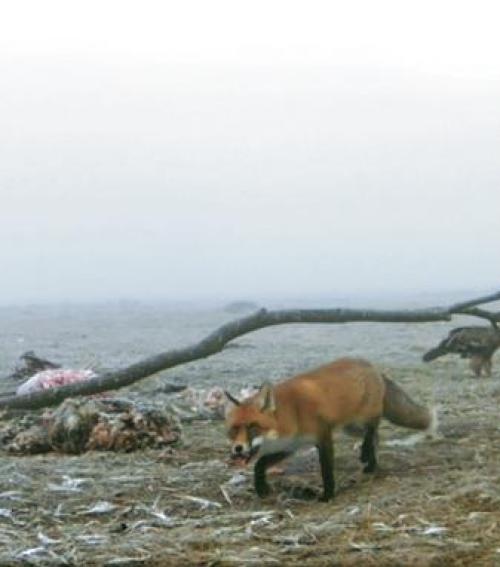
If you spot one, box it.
[225,357,436,501]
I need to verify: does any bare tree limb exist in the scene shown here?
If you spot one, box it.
[448,290,500,313]
[453,307,500,330]
[2,290,500,411]
[447,290,500,331]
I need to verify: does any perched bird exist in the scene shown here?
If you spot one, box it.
[9,350,60,381]
[423,326,500,376]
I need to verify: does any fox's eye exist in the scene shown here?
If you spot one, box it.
[248,423,261,437]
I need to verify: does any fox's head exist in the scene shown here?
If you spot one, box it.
[224,383,278,462]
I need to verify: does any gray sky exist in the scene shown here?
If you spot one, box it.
[1,0,500,304]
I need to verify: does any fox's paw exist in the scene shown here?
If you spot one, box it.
[318,491,334,503]
[255,482,271,498]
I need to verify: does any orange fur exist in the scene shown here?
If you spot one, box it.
[225,357,433,501]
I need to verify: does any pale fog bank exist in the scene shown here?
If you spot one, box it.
[0,287,497,312]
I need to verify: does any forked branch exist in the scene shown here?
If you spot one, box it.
[1,290,500,410]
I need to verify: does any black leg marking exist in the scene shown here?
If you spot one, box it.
[361,424,378,473]
[317,436,335,502]
[254,452,289,498]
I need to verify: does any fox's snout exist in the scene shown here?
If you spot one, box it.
[231,443,246,456]
[230,434,265,460]
[230,442,252,460]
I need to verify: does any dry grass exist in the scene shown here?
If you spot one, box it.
[1,361,500,566]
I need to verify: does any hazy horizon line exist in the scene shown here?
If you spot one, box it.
[0,286,497,310]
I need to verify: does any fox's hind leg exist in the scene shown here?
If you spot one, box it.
[360,419,379,473]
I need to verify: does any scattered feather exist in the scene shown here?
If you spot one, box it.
[81,501,120,515]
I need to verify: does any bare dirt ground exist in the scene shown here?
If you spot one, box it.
[1,303,500,565]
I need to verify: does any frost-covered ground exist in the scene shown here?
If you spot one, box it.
[1,296,500,565]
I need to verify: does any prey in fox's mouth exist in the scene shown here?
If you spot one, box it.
[227,424,265,464]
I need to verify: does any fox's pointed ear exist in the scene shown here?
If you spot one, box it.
[224,390,240,418]
[224,390,240,406]
[256,382,276,413]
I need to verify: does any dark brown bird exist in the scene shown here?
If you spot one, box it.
[423,326,500,376]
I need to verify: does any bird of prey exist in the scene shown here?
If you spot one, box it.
[423,326,500,376]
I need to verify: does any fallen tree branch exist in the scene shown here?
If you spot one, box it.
[451,307,500,330]
[2,290,500,410]
[447,290,500,313]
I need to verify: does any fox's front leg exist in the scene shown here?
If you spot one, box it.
[254,452,289,497]
[317,428,335,502]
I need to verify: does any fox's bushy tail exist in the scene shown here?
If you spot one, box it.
[382,376,435,433]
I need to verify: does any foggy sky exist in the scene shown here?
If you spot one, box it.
[1,1,500,305]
